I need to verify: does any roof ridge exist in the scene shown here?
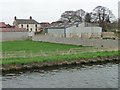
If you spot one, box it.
[15,19,39,24]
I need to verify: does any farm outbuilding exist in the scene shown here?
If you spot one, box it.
[46,22,102,38]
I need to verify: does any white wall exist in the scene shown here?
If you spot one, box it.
[47,28,65,37]
[48,28,64,34]
[66,23,102,33]
[18,24,40,32]
[66,23,84,33]
[47,22,102,38]
[66,23,102,37]
[84,27,102,33]
[66,23,84,37]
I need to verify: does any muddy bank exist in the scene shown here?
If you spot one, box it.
[2,55,119,74]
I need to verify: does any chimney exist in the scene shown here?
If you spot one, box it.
[30,16,32,20]
[14,16,17,20]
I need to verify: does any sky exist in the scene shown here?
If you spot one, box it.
[0,0,119,25]
[118,1,120,18]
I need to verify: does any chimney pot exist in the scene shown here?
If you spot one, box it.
[30,16,32,19]
[14,16,17,20]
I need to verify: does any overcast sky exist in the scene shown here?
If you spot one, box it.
[0,0,119,24]
[118,1,120,18]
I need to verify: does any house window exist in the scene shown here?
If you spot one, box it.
[35,24,37,27]
[21,24,23,28]
[35,24,37,31]
[27,24,29,28]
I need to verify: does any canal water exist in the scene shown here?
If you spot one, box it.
[2,63,118,88]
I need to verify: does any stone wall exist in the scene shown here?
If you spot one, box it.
[33,35,119,49]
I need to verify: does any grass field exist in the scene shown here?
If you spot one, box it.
[1,40,119,65]
[2,40,83,53]
[2,51,119,65]
[0,42,2,51]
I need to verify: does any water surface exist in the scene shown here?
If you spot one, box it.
[2,63,118,88]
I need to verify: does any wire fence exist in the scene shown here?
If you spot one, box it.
[1,47,117,59]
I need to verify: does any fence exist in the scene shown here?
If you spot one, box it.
[1,47,117,59]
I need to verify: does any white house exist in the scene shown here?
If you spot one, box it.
[46,22,102,38]
[13,16,41,33]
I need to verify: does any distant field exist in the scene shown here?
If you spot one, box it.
[2,40,83,53]
[1,40,119,65]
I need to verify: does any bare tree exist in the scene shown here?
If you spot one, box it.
[92,6,115,31]
[60,9,85,23]
[84,13,91,23]
[75,9,86,21]
[61,11,75,22]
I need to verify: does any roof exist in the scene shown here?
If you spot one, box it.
[47,22,82,29]
[40,22,50,28]
[0,28,27,32]
[15,19,39,24]
[47,22,100,29]
[0,22,14,28]
[0,22,6,28]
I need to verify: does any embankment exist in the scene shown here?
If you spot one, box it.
[2,55,119,74]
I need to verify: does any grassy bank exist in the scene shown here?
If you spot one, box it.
[2,40,119,65]
[2,51,119,65]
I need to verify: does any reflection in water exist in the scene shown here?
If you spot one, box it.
[2,63,118,88]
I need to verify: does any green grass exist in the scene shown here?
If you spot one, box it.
[2,51,119,65]
[0,42,2,51]
[1,40,119,65]
[2,40,83,53]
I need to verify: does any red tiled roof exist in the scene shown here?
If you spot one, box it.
[0,22,6,28]
[0,28,27,32]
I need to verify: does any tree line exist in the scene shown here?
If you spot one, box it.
[59,6,119,32]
